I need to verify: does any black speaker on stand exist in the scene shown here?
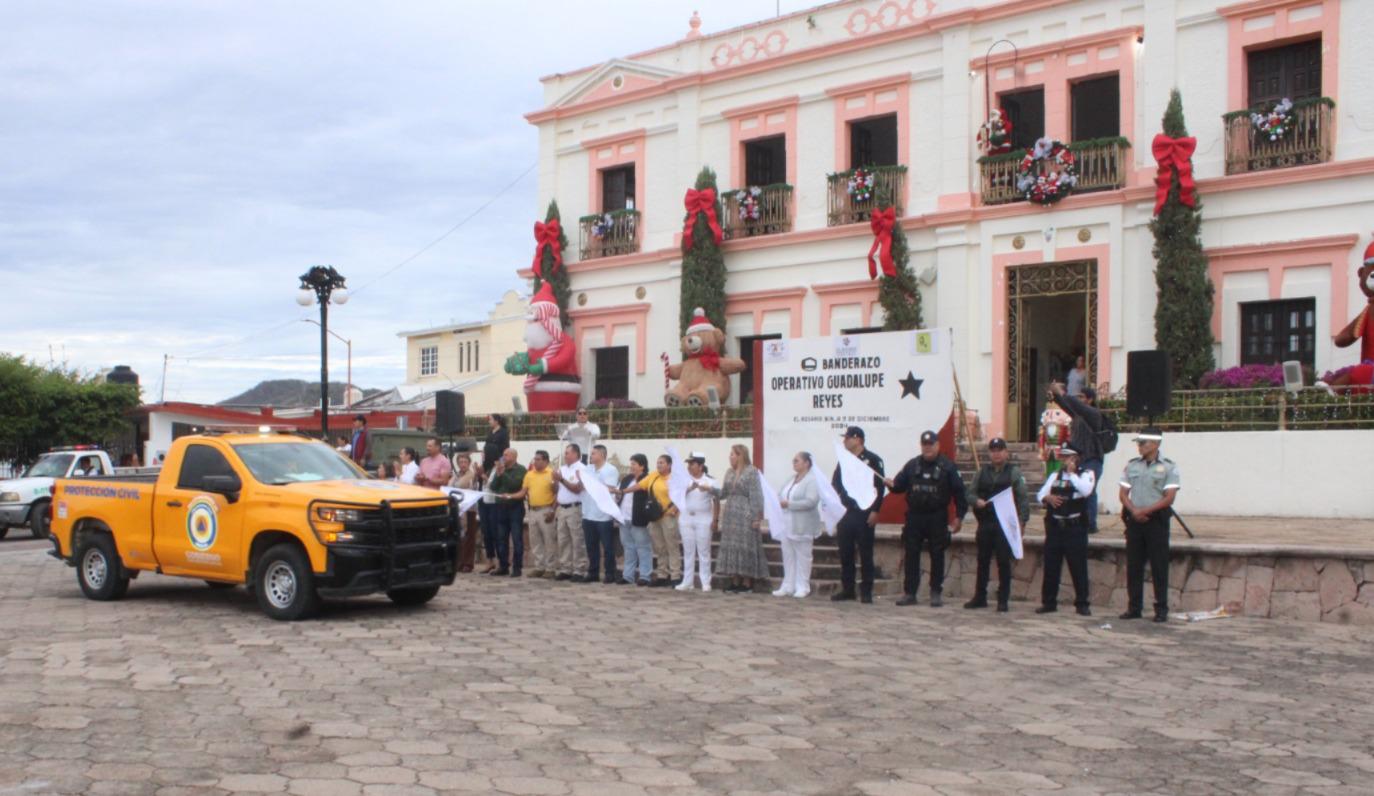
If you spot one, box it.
[435,391,466,435]
[1126,350,1171,422]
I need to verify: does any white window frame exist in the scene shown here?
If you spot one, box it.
[420,345,439,376]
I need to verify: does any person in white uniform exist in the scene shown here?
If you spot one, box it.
[677,452,718,592]
[776,452,822,598]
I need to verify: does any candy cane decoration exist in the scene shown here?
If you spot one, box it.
[661,352,671,389]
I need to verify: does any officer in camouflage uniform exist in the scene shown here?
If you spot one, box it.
[1118,427,1180,623]
[964,437,1028,613]
[886,430,968,607]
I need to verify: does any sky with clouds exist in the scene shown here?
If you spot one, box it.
[2,0,786,404]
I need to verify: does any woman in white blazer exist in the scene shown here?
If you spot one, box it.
[775,452,822,598]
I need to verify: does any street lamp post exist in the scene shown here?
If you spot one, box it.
[302,320,352,409]
[296,265,349,441]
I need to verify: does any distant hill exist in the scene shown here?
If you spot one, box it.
[218,380,380,408]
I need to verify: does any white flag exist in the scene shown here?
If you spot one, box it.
[576,462,627,524]
[833,440,877,510]
[812,467,845,535]
[759,469,789,541]
[440,486,484,514]
[664,446,692,512]
[990,486,1024,559]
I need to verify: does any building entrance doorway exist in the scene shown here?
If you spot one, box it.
[1006,260,1098,441]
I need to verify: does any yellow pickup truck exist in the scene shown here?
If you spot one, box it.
[48,430,459,620]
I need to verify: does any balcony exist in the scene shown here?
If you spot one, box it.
[979,137,1130,206]
[826,165,906,226]
[721,184,793,240]
[578,209,640,260]
[1223,98,1334,176]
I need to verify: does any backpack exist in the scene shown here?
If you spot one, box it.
[1098,412,1119,454]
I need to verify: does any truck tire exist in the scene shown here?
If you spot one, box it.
[0,526,9,540]
[29,501,50,539]
[253,544,320,621]
[386,585,441,607]
[76,534,130,601]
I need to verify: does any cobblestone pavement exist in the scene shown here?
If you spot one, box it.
[3,546,1374,796]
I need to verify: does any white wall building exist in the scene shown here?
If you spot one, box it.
[524,0,1373,440]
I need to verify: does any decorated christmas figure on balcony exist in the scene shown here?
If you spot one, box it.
[665,307,744,407]
[503,282,582,412]
[1316,240,1374,395]
[977,107,1013,155]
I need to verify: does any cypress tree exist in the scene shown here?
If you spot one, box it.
[679,167,728,336]
[1149,90,1215,386]
[532,199,572,329]
[879,207,924,331]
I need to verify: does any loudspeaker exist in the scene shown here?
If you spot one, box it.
[435,391,465,435]
[1126,350,1172,417]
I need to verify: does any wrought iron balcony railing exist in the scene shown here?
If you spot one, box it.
[979,137,1131,206]
[1223,98,1334,176]
[578,209,640,260]
[721,184,793,240]
[826,165,906,226]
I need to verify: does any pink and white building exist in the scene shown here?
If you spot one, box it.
[523,0,1373,440]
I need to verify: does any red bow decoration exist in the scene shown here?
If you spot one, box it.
[1152,134,1198,215]
[867,207,897,279]
[681,188,723,250]
[532,219,563,278]
[697,346,721,371]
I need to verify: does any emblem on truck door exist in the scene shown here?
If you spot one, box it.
[185,495,219,551]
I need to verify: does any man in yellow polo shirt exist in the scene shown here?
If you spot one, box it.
[513,450,557,578]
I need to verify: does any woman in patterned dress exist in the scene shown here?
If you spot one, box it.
[712,444,769,592]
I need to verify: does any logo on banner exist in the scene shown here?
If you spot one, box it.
[185,495,219,551]
[834,335,859,357]
[915,331,938,354]
[801,357,818,372]
[763,340,789,363]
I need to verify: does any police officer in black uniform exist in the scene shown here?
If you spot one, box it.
[886,429,968,607]
[1035,444,1096,616]
[965,437,1028,613]
[830,426,885,604]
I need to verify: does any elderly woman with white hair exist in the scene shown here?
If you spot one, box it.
[775,451,823,598]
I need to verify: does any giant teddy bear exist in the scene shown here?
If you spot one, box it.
[503,282,582,412]
[1316,239,1374,395]
[665,308,745,406]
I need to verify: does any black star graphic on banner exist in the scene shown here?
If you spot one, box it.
[899,371,923,399]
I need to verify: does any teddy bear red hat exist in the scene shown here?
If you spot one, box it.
[686,307,712,335]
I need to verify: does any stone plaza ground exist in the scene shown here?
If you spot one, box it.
[2,540,1374,795]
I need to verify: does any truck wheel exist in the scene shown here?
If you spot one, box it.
[76,534,130,601]
[29,501,50,539]
[254,544,320,621]
[0,526,9,540]
[386,585,441,607]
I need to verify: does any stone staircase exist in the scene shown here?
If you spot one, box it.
[709,534,903,596]
[955,440,1048,515]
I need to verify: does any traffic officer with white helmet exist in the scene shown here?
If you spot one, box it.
[1036,444,1095,616]
[1118,427,1180,623]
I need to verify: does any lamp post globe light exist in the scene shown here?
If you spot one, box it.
[297,265,348,441]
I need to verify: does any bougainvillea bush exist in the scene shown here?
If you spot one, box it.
[1198,364,1284,390]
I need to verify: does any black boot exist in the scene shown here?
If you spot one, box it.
[831,591,856,602]
[895,594,918,606]
[963,597,988,610]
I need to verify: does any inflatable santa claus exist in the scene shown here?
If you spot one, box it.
[503,282,582,412]
[1316,237,1374,395]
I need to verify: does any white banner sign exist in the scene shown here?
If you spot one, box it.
[760,329,954,483]
[990,486,1024,559]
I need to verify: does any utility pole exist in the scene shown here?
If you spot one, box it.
[160,354,169,403]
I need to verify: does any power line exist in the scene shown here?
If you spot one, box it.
[348,160,537,297]
[179,159,536,361]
